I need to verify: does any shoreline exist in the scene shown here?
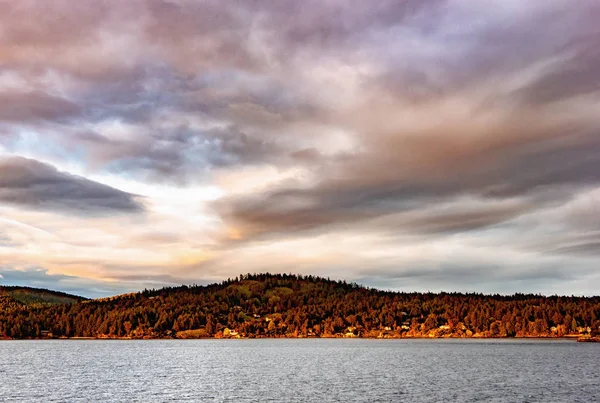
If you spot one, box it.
[1,335,594,341]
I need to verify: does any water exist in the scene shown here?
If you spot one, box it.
[0,339,598,402]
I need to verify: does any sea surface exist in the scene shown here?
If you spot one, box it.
[0,339,598,402]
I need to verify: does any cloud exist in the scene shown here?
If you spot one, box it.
[551,241,600,257]
[1,0,594,186]
[0,91,81,123]
[377,199,533,235]
[0,0,599,295]
[218,125,600,239]
[0,0,441,182]
[0,156,144,215]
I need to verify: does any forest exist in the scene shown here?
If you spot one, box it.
[1,273,599,340]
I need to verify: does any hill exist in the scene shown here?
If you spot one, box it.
[0,286,86,307]
[1,273,599,339]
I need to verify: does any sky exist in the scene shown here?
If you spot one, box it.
[0,0,599,298]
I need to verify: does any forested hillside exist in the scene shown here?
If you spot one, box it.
[1,274,599,339]
[0,286,85,306]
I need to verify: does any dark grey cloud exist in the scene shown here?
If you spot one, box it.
[219,127,600,239]
[0,157,144,214]
[0,91,81,123]
[69,125,283,183]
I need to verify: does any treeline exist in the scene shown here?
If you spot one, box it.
[1,273,599,339]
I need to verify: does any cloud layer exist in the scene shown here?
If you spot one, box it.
[0,157,144,214]
[0,0,599,296]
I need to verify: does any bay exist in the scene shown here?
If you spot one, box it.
[0,339,598,402]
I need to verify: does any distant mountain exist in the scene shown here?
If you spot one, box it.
[0,286,86,307]
[1,274,599,340]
